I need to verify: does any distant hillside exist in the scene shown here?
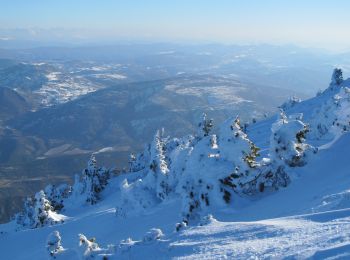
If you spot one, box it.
[0,87,30,122]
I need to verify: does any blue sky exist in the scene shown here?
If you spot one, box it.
[0,0,349,50]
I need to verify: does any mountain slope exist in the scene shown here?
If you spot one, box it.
[1,132,350,259]
[0,87,30,122]
[1,70,350,259]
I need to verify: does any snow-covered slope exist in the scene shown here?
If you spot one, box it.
[1,69,350,259]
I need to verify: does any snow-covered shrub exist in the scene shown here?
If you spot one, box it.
[142,228,164,243]
[115,178,160,218]
[115,238,135,256]
[47,231,64,258]
[175,221,188,232]
[78,234,102,259]
[241,163,290,195]
[199,214,217,226]
[270,111,317,168]
[309,87,350,140]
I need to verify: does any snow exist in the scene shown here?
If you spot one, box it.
[164,84,251,108]
[92,73,127,80]
[46,72,61,81]
[32,62,46,66]
[29,62,127,107]
[95,147,115,154]
[35,79,101,106]
[42,144,91,158]
[1,70,350,259]
[44,144,72,156]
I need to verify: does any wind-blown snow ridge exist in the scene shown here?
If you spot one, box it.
[1,69,350,259]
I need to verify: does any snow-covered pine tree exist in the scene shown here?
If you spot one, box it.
[179,116,262,224]
[127,144,151,173]
[44,184,70,212]
[33,190,58,228]
[47,231,64,258]
[128,153,137,172]
[252,113,317,192]
[14,197,35,229]
[148,129,171,200]
[179,133,216,224]
[197,113,214,138]
[218,117,262,199]
[16,191,57,229]
[72,154,110,205]
[308,81,350,139]
[116,132,180,217]
[84,154,100,204]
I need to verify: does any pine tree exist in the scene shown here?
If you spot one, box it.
[148,129,171,200]
[72,154,110,205]
[14,197,35,228]
[84,154,100,204]
[252,115,317,191]
[218,116,262,199]
[33,190,57,228]
[331,68,343,86]
[149,130,168,174]
[44,184,70,212]
[128,147,151,173]
[197,113,213,138]
[128,153,137,172]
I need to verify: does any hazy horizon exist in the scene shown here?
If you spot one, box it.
[1,0,350,52]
